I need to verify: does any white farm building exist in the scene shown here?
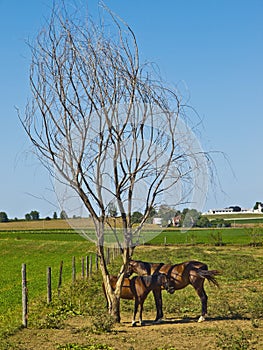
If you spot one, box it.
[203,203,263,215]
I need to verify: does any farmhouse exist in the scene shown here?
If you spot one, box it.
[152,217,162,225]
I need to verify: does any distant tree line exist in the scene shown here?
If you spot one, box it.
[0,212,8,222]
[0,210,70,222]
[1,201,262,224]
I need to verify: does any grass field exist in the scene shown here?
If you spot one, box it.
[148,227,263,246]
[0,230,97,340]
[1,224,263,349]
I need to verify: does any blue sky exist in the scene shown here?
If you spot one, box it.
[0,0,262,218]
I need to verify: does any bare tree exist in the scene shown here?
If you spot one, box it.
[19,2,210,321]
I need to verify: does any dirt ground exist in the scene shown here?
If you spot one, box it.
[7,312,263,350]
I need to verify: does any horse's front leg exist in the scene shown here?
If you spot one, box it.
[138,300,144,326]
[132,298,139,327]
[153,287,163,322]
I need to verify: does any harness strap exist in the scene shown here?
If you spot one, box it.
[130,276,137,295]
[167,264,175,278]
[152,263,164,275]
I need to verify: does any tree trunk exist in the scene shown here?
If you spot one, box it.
[98,244,131,322]
[106,289,121,323]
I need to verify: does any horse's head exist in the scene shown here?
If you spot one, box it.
[127,259,149,276]
[123,259,136,277]
[156,273,175,294]
[125,260,135,277]
[157,274,176,294]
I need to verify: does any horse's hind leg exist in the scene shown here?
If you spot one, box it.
[191,276,208,322]
[196,286,208,322]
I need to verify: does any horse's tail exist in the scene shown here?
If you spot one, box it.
[197,269,220,287]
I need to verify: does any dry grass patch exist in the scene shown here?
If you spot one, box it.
[6,314,263,350]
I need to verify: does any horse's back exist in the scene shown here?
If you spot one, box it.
[156,261,207,290]
[159,260,207,273]
[130,259,208,281]
[186,260,208,269]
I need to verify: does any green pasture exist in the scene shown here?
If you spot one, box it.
[147,227,263,246]
[1,227,263,344]
[0,230,96,338]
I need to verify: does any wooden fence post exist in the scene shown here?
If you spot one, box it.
[96,254,99,271]
[21,263,28,328]
[86,255,89,279]
[58,260,63,297]
[72,256,76,283]
[47,267,52,304]
[106,248,110,264]
[81,257,85,279]
[89,255,92,277]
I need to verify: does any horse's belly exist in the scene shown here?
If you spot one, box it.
[171,278,189,290]
[120,285,134,300]
[173,283,188,290]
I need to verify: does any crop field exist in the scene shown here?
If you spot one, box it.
[0,224,263,349]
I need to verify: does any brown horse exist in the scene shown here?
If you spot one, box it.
[128,259,220,322]
[103,274,171,326]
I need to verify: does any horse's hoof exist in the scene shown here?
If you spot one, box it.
[131,322,137,327]
[198,315,205,323]
[153,318,163,324]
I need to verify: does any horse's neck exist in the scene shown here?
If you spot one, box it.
[134,260,163,275]
[140,275,153,288]
[136,261,151,275]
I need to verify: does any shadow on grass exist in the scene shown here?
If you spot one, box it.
[124,314,250,327]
